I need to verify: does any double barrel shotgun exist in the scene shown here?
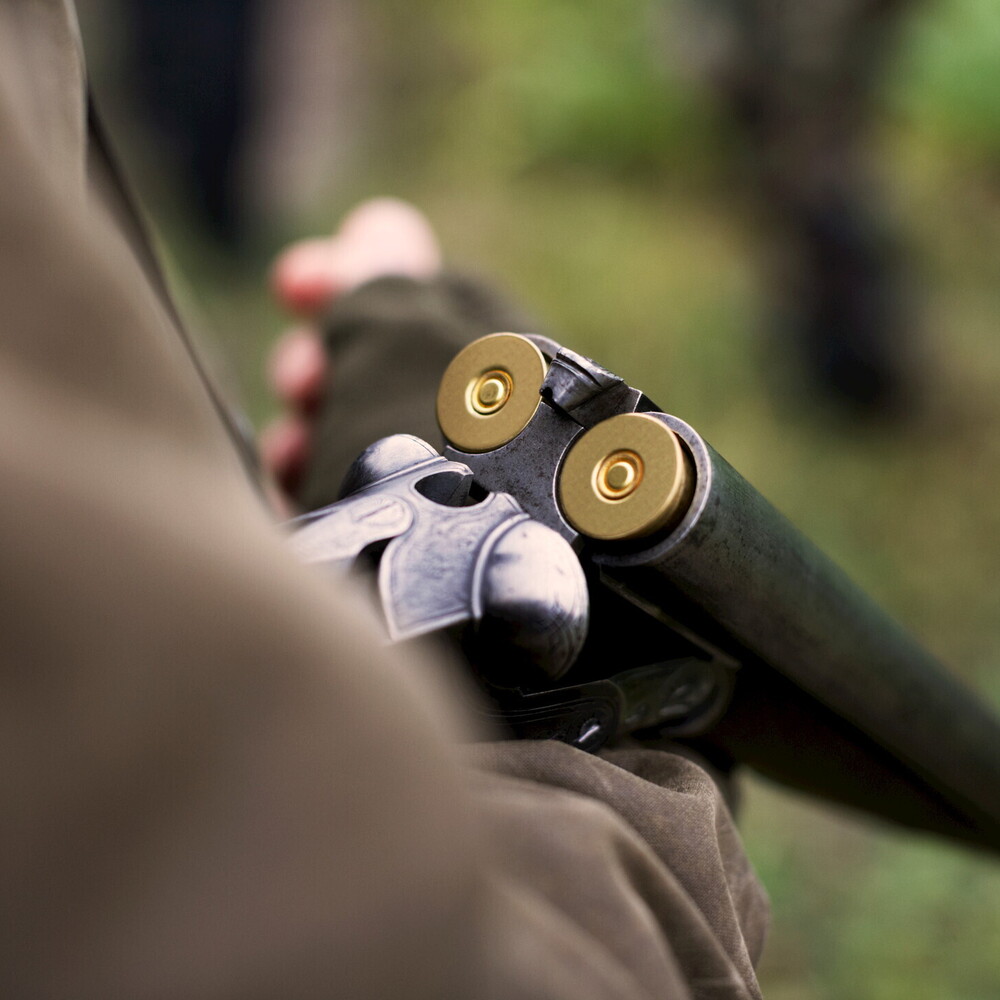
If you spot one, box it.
[292,332,1000,855]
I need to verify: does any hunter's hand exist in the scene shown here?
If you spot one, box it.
[260,198,441,504]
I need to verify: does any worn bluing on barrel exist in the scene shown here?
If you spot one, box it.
[441,334,1000,853]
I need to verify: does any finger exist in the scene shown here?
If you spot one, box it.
[268,327,327,414]
[270,199,443,317]
[335,198,442,282]
[259,414,311,493]
[270,238,346,317]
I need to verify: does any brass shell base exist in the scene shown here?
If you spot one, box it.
[558,413,694,541]
[436,333,547,453]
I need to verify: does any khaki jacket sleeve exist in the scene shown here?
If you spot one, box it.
[0,56,487,998]
[0,12,766,998]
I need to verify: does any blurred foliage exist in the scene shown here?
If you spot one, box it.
[891,0,1000,161]
[94,0,1000,997]
[368,0,724,184]
[455,0,718,175]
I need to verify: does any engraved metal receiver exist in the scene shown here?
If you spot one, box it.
[290,429,731,753]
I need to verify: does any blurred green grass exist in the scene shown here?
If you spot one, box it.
[135,1,1000,997]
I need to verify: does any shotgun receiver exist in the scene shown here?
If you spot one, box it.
[293,332,1000,855]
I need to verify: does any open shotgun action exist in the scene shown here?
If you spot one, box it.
[294,332,1000,855]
